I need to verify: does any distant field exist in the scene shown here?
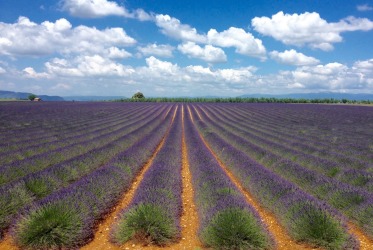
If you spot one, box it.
[0,102,372,249]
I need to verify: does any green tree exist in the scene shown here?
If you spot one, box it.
[28,94,37,101]
[132,92,145,99]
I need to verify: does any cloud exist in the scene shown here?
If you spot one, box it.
[134,9,153,21]
[107,47,132,59]
[178,42,227,63]
[357,4,373,11]
[270,49,320,66]
[252,11,373,50]
[0,66,6,74]
[137,43,174,58]
[207,27,266,59]
[282,62,372,90]
[354,58,373,72]
[144,56,180,76]
[23,67,50,78]
[155,14,207,43]
[155,14,266,59]
[60,0,152,20]
[42,55,256,87]
[60,0,131,18]
[0,16,136,57]
[7,53,373,96]
[45,55,135,77]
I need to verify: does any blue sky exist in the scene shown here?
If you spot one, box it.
[0,0,373,97]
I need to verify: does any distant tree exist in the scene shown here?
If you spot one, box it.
[28,94,37,101]
[132,92,145,99]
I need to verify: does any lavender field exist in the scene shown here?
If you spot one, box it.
[0,101,372,250]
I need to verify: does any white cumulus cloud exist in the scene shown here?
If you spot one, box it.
[178,42,227,63]
[207,27,266,59]
[252,11,373,50]
[45,55,135,77]
[283,62,371,90]
[107,47,132,59]
[60,0,131,18]
[155,14,207,43]
[145,56,180,76]
[270,49,320,66]
[0,17,136,57]
[137,44,174,58]
[23,67,50,78]
[154,14,266,59]
[60,0,152,20]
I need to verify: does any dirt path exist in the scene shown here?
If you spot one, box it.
[178,105,202,249]
[348,223,373,250]
[0,235,16,250]
[188,105,316,250]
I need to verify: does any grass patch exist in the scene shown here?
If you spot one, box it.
[329,190,365,211]
[25,179,51,198]
[13,203,84,249]
[112,203,178,246]
[0,184,34,231]
[289,204,348,249]
[326,167,340,178]
[201,208,272,250]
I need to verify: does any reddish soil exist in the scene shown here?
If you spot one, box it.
[348,222,373,250]
[0,235,17,250]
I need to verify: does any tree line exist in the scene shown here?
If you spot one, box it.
[117,96,373,104]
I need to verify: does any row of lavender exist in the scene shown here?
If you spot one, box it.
[215,103,372,165]
[0,102,136,144]
[0,103,149,163]
[0,103,155,163]
[0,104,149,165]
[111,106,183,246]
[205,105,369,168]
[214,104,371,170]
[0,104,162,187]
[183,107,275,249]
[196,104,373,237]
[201,105,373,192]
[0,104,150,165]
[213,104,372,167]
[189,105,358,249]
[0,104,170,238]
[7,105,176,249]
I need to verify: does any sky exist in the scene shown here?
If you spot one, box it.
[0,0,373,97]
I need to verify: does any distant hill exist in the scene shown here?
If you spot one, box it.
[238,92,373,101]
[63,96,126,101]
[0,90,65,101]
